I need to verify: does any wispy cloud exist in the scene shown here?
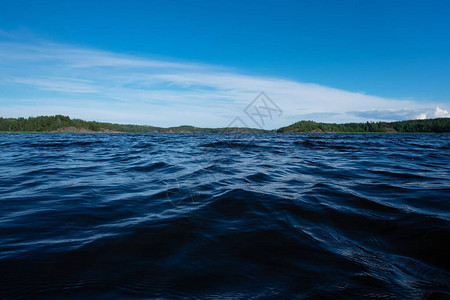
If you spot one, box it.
[0,32,448,128]
[7,77,98,93]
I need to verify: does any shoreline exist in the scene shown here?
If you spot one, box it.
[1,116,449,134]
[0,131,448,134]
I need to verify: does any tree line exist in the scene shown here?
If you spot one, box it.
[277,118,450,133]
[0,115,265,133]
[0,115,449,133]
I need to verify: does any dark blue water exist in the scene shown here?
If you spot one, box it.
[0,133,449,299]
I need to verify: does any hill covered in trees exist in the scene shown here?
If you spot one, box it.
[277,118,450,133]
[0,115,265,133]
[0,115,449,133]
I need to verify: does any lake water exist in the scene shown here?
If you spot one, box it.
[0,133,449,299]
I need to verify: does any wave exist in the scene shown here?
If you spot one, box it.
[0,133,449,298]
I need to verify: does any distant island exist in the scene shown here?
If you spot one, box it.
[0,115,449,133]
[277,118,449,133]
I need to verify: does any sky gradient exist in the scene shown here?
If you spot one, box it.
[1,0,449,128]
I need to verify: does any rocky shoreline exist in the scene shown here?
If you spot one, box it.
[51,126,122,133]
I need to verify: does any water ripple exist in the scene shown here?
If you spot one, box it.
[0,133,449,298]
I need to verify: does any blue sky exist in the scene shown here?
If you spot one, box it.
[0,0,449,128]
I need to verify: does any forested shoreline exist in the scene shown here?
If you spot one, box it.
[0,115,264,133]
[0,115,449,133]
[277,118,449,133]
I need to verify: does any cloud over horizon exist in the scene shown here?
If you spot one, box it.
[0,33,448,129]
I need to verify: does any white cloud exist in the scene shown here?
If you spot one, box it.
[413,106,450,120]
[433,107,450,118]
[0,33,448,128]
[416,113,427,120]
